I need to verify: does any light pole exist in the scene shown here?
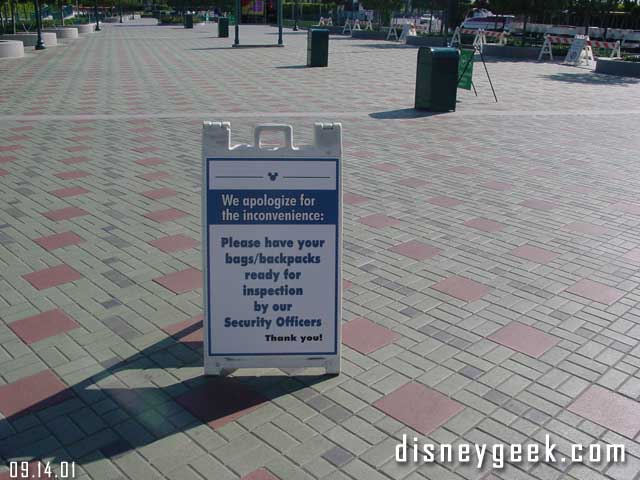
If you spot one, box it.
[33,0,46,50]
[94,0,101,30]
[277,0,282,45]
[233,0,239,46]
[292,0,298,31]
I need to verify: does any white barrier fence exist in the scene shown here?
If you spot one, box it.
[450,27,509,52]
[341,18,373,35]
[538,34,621,61]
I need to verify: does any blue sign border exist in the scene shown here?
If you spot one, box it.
[205,157,340,357]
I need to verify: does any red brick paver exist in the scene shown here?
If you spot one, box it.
[0,370,71,417]
[144,208,188,223]
[50,187,90,198]
[427,196,464,208]
[390,240,441,261]
[241,469,280,480]
[566,279,625,305]
[432,276,491,302]
[23,264,82,290]
[150,234,199,253]
[464,218,505,233]
[34,231,84,251]
[9,309,80,344]
[42,207,89,222]
[510,245,560,264]
[342,317,400,354]
[564,222,609,236]
[142,187,177,200]
[358,214,401,229]
[161,315,203,344]
[374,382,464,435]
[176,377,267,430]
[569,386,640,438]
[489,322,559,358]
[153,268,202,294]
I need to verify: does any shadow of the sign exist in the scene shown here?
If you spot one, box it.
[0,321,332,467]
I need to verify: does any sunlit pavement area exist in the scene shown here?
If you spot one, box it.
[2,19,640,480]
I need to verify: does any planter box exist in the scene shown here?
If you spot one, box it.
[406,35,446,47]
[43,27,78,40]
[483,44,540,59]
[1,32,58,47]
[351,30,388,40]
[321,25,347,35]
[0,40,24,58]
[69,23,95,33]
[596,58,640,78]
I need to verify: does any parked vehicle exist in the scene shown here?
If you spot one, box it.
[419,15,435,25]
[462,15,514,31]
[461,9,514,31]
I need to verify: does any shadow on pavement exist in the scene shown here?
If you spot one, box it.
[113,24,161,28]
[264,31,309,36]
[542,72,640,85]
[189,46,233,50]
[0,320,332,466]
[352,42,415,49]
[369,108,448,119]
[481,57,552,63]
[275,65,309,69]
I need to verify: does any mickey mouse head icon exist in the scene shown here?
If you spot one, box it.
[268,172,279,181]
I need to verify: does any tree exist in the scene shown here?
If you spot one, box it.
[360,0,403,26]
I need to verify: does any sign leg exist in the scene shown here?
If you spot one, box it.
[326,356,341,375]
[479,50,498,103]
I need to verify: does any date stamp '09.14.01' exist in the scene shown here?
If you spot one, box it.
[7,461,76,479]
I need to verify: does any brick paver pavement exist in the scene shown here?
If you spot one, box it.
[2,20,640,480]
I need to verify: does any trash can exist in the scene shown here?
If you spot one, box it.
[218,16,229,37]
[414,47,459,112]
[307,28,329,67]
[184,13,193,28]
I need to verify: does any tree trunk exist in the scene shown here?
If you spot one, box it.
[522,14,528,47]
[10,0,15,33]
[584,12,589,35]
[21,1,27,31]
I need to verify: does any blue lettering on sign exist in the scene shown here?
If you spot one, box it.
[205,157,340,357]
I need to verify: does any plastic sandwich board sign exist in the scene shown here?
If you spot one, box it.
[202,122,342,375]
[458,48,474,90]
[564,35,593,66]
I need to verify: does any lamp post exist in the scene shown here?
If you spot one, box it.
[292,0,298,31]
[33,0,46,50]
[233,0,239,46]
[277,0,282,45]
[94,0,101,30]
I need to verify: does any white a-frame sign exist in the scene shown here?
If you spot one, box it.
[202,123,343,376]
